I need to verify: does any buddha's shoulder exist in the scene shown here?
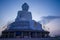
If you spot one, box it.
[18,11,23,13]
[28,11,31,13]
[18,11,31,13]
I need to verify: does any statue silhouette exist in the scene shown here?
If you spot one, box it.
[15,3,32,22]
[8,3,43,31]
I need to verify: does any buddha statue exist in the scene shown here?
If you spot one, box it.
[8,3,33,30]
[15,3,32,22]
[8,3,43,31]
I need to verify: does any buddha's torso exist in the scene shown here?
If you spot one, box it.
[15,11,32,21]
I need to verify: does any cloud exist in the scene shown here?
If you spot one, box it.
[41,16,60,25]
[40,16,60,37]
[45,18,60,37]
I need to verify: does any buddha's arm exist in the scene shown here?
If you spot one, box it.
[29,12,32,20]
[15,11,21,21]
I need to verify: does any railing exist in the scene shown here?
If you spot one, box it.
[0,38,60,40]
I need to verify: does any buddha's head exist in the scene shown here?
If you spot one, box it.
[22,3,29,11]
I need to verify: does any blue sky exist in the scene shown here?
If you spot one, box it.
[0,0,60,27]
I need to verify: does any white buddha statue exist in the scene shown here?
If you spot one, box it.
[15,3,32,22]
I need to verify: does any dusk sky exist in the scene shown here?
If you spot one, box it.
[0,0,60,37]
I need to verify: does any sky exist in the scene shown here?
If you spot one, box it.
[0,0,60,37]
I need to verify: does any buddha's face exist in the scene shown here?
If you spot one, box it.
[22,3,29,11]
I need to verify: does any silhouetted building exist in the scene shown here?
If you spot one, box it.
[0,3,49,38]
